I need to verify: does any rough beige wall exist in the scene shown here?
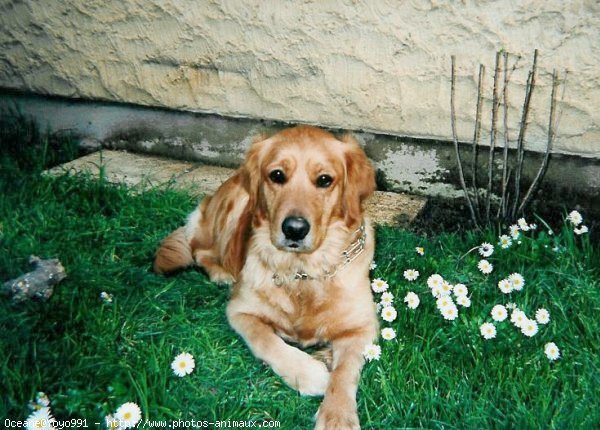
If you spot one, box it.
[1,0,598,157]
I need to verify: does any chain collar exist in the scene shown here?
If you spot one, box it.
[271,222,366,287]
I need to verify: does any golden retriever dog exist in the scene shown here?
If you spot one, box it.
[154,126,378,429]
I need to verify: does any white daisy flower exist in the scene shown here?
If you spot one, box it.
[403,269,419,281]
[100,291,113,304]
[574,225,589,235]
[404,292,420,309]
[35,392,50,408]
[381,327,396,341]
[171,352,195,377]
[105,415,120,430]
[381,306,398,322]
[480,322,496,340]
[456,295,471,308]
[508,273,525,291]
[544,342,561,361]
[369,261,377,270]
[115,402,142,429]
[453,283,468,297]
[26,407,55,430]
[440,280,453,296]
[479,242,494,257]
[529,223,538,230]
[440,304,459,320]
[510,309,528,328]
[477,259,493,274]
[509,224,520,240]
[430,285,442,298]
[535,308,550,325]
[415,247,425,256]
[517,218,530,231]
[498,279,513,294]
[498,234,513,249]
[362,343,381,361]
[521,319,539,337]
[380,292,394,306]
[436,296,454,310]
[491,304,508,322]
[371,278,389,293]
[567,210,583,226]
[427,274,444,289]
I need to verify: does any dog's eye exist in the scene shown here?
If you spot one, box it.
[269,169,286,184]
[316,174,334,188]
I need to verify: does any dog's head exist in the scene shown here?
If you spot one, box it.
[241,126,375,253]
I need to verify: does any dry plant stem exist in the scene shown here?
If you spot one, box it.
[500,51,511,219]
[554,70,568,139]
[450,55,479,228]
[471,64,485,213]
[511,49,538,219]
[485,52,502,223]
[455,245,481,269]
[517,70,559,214]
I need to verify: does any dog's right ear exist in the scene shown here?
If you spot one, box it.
[221,134,269,277]
[239,133,269,208]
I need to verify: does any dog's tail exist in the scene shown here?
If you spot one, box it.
[311,345,333,371]
[153,227,194,274]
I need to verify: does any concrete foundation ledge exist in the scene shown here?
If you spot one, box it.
[2,92,599,218]
[45,150,427,226]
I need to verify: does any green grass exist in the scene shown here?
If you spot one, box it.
[0,122,598,429]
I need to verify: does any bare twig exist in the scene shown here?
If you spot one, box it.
[452,50,557,228]
[471,64,485,214]
[451,56,479,228]
[500,51,511,219]
[485,52,502,222]
[552,70,569,144]
[504,54,523,84]
[511,49,538,219]
[517,69,559,214]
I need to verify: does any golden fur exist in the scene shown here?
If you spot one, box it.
[154,126,378,429]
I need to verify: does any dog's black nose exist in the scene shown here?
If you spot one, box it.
[282,216,310,241]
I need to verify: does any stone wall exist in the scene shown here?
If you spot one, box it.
[0,0,598,157]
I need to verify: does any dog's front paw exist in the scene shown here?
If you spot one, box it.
[314,396,359,430]
[208,270,235,285]
[278,353,330,396]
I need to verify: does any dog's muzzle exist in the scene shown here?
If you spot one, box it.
[280,216,311,250]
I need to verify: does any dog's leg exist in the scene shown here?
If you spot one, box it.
[194,251,236,285]
[227,310,330,396]
[314,329,375,430]
[153,227,194,274]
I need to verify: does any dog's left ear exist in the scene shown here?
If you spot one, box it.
[340,134,376,226]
